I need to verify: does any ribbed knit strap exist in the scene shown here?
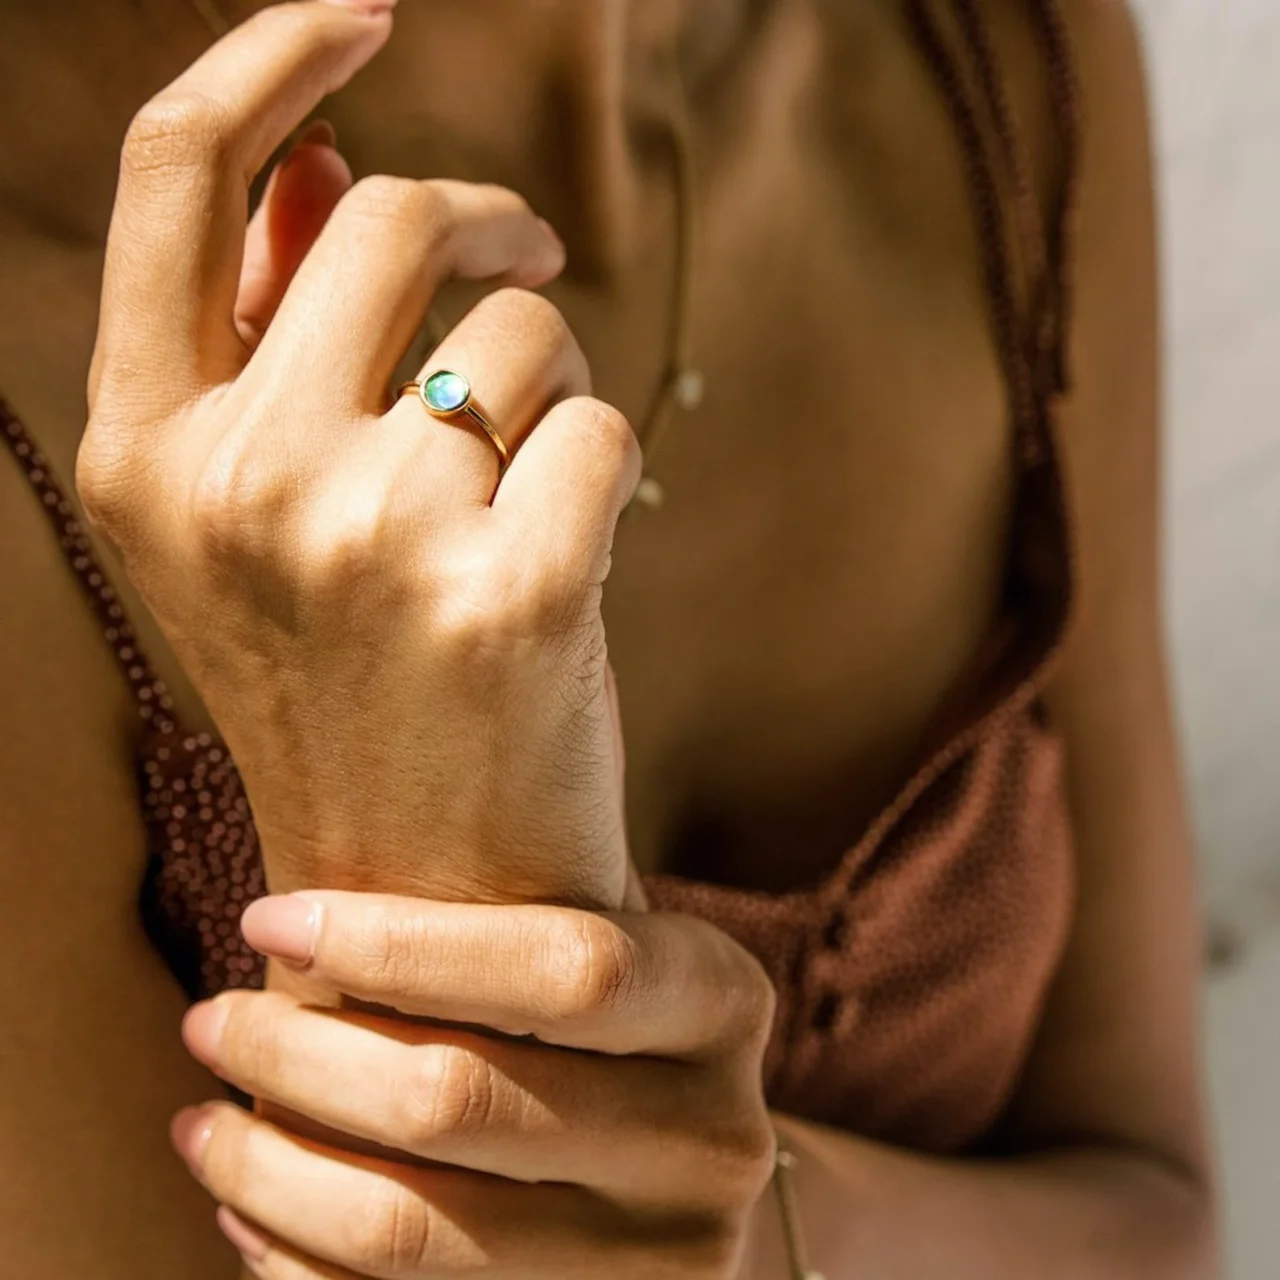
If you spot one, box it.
[907,0,1082,463]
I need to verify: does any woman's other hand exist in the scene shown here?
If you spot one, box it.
[76,1,642,910]
[171,891,777,1277]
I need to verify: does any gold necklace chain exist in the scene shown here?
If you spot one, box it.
[188,0,230,37]
[184,0,701,509]
[631,51,704,510]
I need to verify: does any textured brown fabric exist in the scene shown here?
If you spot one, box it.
[648,706,1073,1151]
[3,0,1082,1153]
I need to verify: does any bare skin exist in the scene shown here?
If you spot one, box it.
[0,0,1215,1276]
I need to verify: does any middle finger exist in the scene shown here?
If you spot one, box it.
[253,178,565,412]
[386,286,591,504]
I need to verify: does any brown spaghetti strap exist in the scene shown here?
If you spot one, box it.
[953,0,1082,398]
[1028,0,1082,394]
[951,0,1049,289]
[906,0,1041,463]
[1,398,177,734]
[951,0,1079,396]
[908,0,1082,465]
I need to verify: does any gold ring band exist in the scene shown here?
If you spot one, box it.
[397,371,510,475]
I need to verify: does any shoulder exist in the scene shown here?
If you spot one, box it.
[991,0,1154,244]
[1056,0,1146,69]
[963,0,1153,225]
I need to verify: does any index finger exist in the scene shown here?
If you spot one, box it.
[94,1,393,411]
[239,892,777,1062]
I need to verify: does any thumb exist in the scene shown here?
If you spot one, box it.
[235,121,353,348]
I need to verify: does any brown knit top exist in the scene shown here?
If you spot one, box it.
[2,0,1081,1155]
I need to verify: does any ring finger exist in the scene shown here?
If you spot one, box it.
[386,286,591,504]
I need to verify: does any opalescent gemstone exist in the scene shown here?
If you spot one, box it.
[423,371,470,414]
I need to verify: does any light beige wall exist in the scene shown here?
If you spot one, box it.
[1137,0,1280,919]
[1130,6,1280,1276]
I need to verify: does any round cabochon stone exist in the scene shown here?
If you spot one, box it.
[424,371,470,414]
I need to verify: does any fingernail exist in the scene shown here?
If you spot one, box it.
[296,119,337,150]
[182,998,230,1069]
[280,120,337,173]
[535,218,567,273]
[240,894,321,968]
[539,216,566,249]
[216,1206,270,1263]
[170,1106,214,1175]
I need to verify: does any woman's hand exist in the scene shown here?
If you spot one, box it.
[171,891,778,1278]
[76,1,642,910]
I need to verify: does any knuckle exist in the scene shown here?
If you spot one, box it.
[469,180,536,218]
[353,905,433,999]
[75,427,139,534]
[295,488,406,605]
[691,924,776,1052]
[728,947,778,1048]
[690,1215,754,1279]
[402,1045,500,1150]
[709,1113,778,1208]
[342,175,452,246]
[643,1212,747,1280]
[431,542,533,655]
[486,286,574,350]
[552,913,645,1022]
[523,575,600,648]
[430,604,507,671]
[435,178,534,225]
[561,396,641,478]
[678,1070,776,1213]
[122,91,234,179]
[216,993,284,1085]
[470,545,593,650]
[200,1111,249,1199]
[432,539,597,661]
[188,448,290,566]
[344,172,417,215]
[355,1181,432,1275]
[482,288,589,393]
[497,560,595,647]
[189,447,406,599]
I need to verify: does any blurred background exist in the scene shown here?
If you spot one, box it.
[1134,2,1280,1275]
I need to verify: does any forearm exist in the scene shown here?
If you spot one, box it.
[744,1113,1217,1279]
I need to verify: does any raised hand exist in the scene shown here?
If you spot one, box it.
[78,2,642,911]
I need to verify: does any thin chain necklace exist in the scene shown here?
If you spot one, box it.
[185,0,702,510]
[188,0,230,36]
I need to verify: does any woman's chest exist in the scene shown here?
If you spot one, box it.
[545,52,1023,884]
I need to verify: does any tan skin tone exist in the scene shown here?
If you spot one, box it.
[0,0,1215,1276]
